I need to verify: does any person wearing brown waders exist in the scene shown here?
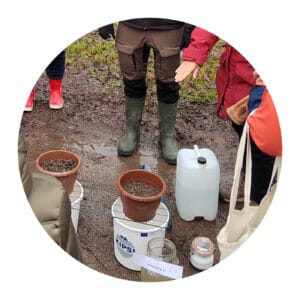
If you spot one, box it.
[99,20,194,165]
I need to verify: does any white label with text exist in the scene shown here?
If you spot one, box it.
[133,253,183,280]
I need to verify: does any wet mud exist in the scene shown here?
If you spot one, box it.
[19,61,239,281]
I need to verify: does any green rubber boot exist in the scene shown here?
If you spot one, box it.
[118,97,145,156]
[158,101,179,165]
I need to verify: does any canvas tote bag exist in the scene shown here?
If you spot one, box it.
[217,121,281,260]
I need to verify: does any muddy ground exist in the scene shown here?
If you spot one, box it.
[19,49,240,281]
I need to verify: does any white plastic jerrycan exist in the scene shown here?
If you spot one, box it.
[175,145,220,221]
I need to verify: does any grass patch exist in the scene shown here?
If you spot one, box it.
[66,30,119,74]
[66,27,225,103]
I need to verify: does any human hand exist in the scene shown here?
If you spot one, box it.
[175,61,200,82]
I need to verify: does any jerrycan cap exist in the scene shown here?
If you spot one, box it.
[197,157,206,164]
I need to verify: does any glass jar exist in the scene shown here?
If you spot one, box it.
[141,237,179,282]
[189,236,214,270]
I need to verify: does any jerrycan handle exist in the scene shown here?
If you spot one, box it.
[193,145,206,164]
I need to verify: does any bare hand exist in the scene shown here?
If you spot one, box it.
[175,61,200,82]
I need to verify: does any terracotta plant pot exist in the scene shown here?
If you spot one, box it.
[36,150,81,195]
[117,169,167,222]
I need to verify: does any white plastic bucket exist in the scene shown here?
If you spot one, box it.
[175,145,220,221]
[111,198,170,271]
[69,180,84,232]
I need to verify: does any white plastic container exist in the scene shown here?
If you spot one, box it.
[69,180,84,232]
[175,145,220,221]
[111,198,169,271]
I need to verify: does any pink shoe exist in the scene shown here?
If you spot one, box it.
[24,87,36,112]
[49,79,64,109]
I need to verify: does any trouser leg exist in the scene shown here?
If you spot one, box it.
[250,138,275,204]
[46,50,65,80]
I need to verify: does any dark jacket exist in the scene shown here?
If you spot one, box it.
[121,18,184,30]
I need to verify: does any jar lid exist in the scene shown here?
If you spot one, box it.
[191,237,214,256]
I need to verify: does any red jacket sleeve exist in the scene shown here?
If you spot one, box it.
[182,27,219,66]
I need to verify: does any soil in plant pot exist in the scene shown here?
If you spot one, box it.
[41,159,77,172]
[124,181,161,197]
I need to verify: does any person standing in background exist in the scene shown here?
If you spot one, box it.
[24,50,65,111]
[99,19,192,165]
[245,72,282,203]
[175,26,255,199]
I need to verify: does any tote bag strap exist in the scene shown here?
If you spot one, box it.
[266,155,281,192]
[243,122,252,212]
[228,121,249,213]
